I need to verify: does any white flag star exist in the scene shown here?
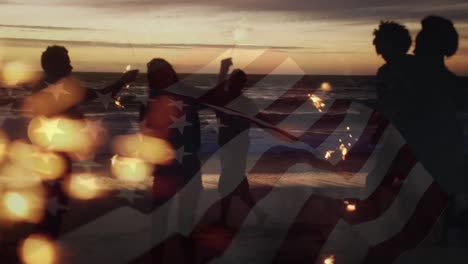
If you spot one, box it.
[34,117,65,142]
[175,147,192,164]
[43,81,71,101]
[94,92,114,110]
[168,99,188,111]
[169,115,192,134]
[81,118,106,140]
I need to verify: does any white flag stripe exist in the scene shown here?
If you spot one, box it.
[318,163,435,264]
[314,220,371,264]
[359,125,406,199]
[353,163,434,245]
[315,102,373,164]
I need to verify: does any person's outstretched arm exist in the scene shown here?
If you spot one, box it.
[218,58,233,85]
[85,70,139,101]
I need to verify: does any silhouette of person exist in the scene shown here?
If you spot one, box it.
[366,21,415,209]
[214,60,266,225]
[140,58,202,262]
[407,16,465,195]
[372,21,414,128]
[25,46,138,238]
[411,16,466,236]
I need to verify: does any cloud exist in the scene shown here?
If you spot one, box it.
[0,24,100,31]
[0,37,308,50]
[6,0,468,24]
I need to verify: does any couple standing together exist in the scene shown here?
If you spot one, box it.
[372,15,466,238]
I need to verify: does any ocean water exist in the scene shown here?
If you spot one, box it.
[1,73,466,156]
[76,73,380,154]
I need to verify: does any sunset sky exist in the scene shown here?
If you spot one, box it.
[0,0,467,75]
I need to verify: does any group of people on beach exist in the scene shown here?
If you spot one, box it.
[0,13,465,260]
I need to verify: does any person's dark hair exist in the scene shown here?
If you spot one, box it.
[415,15,459,57]
[41,45,72,76]
[229,69,247,88]
[373,21,412,58]
[146,58,178,91]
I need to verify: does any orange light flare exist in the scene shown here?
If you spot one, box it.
[27,116,103,158]
[1,188,45,223]
[125,64,132,73]
[112,133,174,165]
[0,60,41,87]
[21,76,86,117]
[308,94,326,112]
[339,144,348,160]
[320,82,333,92]
[344,200,357,212]
[324,255,335,264]
[65,173,103,200]
[7,140,67,181]
[19,234,59,264]
[110,155,153,183]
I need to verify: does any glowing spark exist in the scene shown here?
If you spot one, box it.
[324,255,335,264]
[325,150,335,160]
[308,94,326,112]
[114,96,125,109]
[20,234,57,264]
[346,204,357,212]
[346,126,350,131]
[125,65,131,72]
[349,134,353,138]
[344,200,357,212]
[339,144,348,160]
[348,143,352,147]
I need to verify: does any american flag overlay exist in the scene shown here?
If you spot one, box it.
[0,49,456,264]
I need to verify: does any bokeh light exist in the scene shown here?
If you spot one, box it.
[110,155,153,183]
[112,133,174,165]
[28,116,102,157]
[1,188,45,223]
[1,60,40,87]
[19,234,58,264]
[8,140,67,181]
[21,76,86,117]
[65,173,103,200]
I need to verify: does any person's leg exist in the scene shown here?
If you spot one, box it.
[238,179,267,224]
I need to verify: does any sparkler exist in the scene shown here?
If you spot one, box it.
[339,144,348,160]
[114,64,132,109]
[344,200,357,212]
[308,94,326,112]
[325,150,335,160]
